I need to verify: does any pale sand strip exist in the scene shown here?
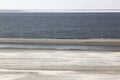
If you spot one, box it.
[0,49,120,80]
[0,50,120,71]
[0,70,120,80]
[0,38,120,46]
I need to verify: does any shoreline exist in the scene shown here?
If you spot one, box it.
[0,40,120,79]
[0,38,120,46]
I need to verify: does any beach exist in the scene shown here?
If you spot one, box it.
[0,49,120,80]
[0,39,120,80]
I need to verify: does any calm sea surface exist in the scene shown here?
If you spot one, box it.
[0,13,120,39]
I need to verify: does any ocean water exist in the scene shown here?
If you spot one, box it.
[0,13,120,39]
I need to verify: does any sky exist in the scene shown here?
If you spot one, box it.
[0,0,120,10]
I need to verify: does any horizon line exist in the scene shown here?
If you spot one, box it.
[0,9,120,12]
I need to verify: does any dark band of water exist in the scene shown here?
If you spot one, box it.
[0,44,120,51]
[0,13,120,39]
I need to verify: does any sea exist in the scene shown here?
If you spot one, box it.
[0,13,120,50]
[0,13,120,39]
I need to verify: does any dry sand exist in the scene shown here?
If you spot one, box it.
[0,49,120,80]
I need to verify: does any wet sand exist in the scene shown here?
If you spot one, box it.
[0,49,120,80]
[0,38,120,46]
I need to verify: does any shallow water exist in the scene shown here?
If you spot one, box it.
[0,44,120,50]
